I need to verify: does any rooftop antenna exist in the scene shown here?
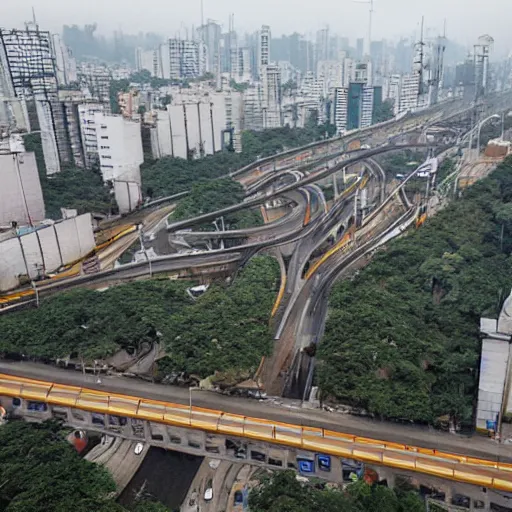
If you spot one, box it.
[353,0,374,57]
[415,15,425,98]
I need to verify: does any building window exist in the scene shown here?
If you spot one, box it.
[102,164,114,169]
[100,125,107,129]
[100,146,110,150]
[101,155,112,159]
[100,136,109,140]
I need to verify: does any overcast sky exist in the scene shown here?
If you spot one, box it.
[1,0,510,55]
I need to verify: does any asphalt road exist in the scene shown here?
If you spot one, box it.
[2,361,511,463]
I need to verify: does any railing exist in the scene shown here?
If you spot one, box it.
[0,373,511,491]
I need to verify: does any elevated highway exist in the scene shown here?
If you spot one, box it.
[0,367,511,497]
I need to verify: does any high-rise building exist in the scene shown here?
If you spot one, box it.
[224,90,244,151]
[333,87,348,133]
[356,38,364,61]
[244,85,263,130]
[169,39,207,79]
[258,25,271,77]
[261,64,282,128]
[347,82,364,130]
[361,85,374,128]
[0,26,63,173]
[197,21,221,74]
[316,27,330,65]
[52,34,77,86]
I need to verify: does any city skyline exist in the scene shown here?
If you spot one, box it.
[1,0,511,56]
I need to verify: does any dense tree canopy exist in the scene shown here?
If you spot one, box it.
[249,471,424,512]
[0,420,172,511]
[24,134,114,219]
[372,99,395,124]
[172,178,263,229]
[317,157,512,426]
[0,420,117,511]
[0,257,279,378]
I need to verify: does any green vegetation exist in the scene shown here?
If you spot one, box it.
[142,124,335,198]
[172,178,263,229]
[0,420,118,511]
[0,420,172,512]
[157,255,279,377]
[372,99,395,124]
[24,134,113,219]
[317,156,512,426]
[249,471,424,512]
[0,256,279,378]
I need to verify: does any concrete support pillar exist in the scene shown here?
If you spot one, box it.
[333,172,339,199]
[443,486,453,507]
[143,420,151,442]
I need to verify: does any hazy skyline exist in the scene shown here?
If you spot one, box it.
[1,0,511,56]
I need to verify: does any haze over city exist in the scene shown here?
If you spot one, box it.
[1,0,511,54]
[2,0,512,508]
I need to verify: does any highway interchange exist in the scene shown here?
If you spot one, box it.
[3,92,512,508]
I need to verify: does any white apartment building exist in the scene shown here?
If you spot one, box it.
[94,114,143,184]
[0,135,45,226]
[152,90,231,160]
[261,64,282,129]
[94,114,143,213]
[258,25,271,78]
[333,87,348,133]
[135,47,157,75]
[169,39,207,79]
[398,74,420,114]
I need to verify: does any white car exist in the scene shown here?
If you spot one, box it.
[134,442,144,455]
[204,480,213,502]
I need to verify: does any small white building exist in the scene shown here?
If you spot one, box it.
[477,291,512,439]
[0,136,45,227]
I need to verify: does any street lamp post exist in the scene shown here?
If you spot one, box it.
[476,114,501,160]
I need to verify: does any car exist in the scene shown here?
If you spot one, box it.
[204,480,213,502]
[134,442,144,455]
[234,490,243,505]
